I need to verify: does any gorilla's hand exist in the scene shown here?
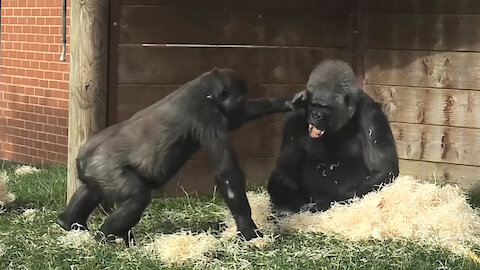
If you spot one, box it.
[236,217,263,241]
[290,90,309,110]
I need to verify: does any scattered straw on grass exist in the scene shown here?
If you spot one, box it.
[139,175,480,265]
[0,244,5,257]
[21,209,39,222]
[278,175,480,255]
[0,172,15,211]
[246,233,276,249]
[14,165,41,176]
[57,229,95,249]
[222,175,480,257]
[143,231,220,264]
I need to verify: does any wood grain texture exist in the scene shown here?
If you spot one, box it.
[391,122,480,167]
[368,0,480,14]
[117,47,351,85]
[153,157,277,197]
[367,14,480,51]
[153,157,480,197]
[120,6,351,47]
[121,0,351,12]
[399,159,480,190]
[67,0,109,202]
[364,85,480,129]
[365,50,480,90]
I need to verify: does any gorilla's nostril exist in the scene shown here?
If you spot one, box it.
[312,111,323,119]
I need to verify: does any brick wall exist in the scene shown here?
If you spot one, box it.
[0,0,70,164]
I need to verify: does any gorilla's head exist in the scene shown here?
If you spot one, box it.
[203,68,247,118]
[292,60,358,138]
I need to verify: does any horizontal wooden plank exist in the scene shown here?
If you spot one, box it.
[391,122,480,167]
[399,159,480,190]
[368,0,480,14]
[367,14,480,51]
[120,6,351,47]
[154,157,277,197]
[231,119,284,158]
[121,0,351,12]
[114,84,302,122]
[364,85,480,129]
[155,157,480,197]
[365,50,480,90]
[118,47,351,85]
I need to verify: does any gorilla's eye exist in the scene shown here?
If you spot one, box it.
[220,88,229,100]
[312,111,323,120]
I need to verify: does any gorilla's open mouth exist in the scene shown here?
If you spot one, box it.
[308,124,324,138]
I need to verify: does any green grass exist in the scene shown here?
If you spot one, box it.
[0,161,479,270]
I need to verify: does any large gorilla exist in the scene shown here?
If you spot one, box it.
[57,68,293,245]
[268,60,399,212]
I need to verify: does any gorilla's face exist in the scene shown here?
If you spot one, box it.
[293,80,357,139]
[308,81,352,138]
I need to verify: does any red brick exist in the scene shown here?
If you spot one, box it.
[45,35,55,43]
[24,139,34,147]
[47,151,56,161]
[44,142,53,151]
[19,129,28,138]
[38,133,47,141]
[36,18,46,25]
[2,2,71,164]
[57,135,67,145]
[30,96,38,104]
[43,125,53,133]
[44,107,53,116]
[57,100,68,108]
[47,116,57,125]
[34,123,43,131]
[38,150,47,158]
[22,8,31,16]
[49,80,59,89]
[39,80,48,88]
[47,134,57,143]
[28,148,38,157]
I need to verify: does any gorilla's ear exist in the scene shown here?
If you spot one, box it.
[291,90,309,109]
[207,68,225,94]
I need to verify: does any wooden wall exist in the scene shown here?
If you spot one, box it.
[364,0,480,189]
[109,0,480,195]
[109,0,354,196]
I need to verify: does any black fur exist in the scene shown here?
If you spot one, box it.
[57,68,292,245]
[268,60,399,212]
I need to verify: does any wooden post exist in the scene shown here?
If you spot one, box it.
[67,0,109,202]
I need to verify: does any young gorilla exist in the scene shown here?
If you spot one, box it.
[268,60,399,213]
[57,68,293,245]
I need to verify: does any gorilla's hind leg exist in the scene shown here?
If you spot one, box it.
[98,171,152,246]
[57,185,102,231]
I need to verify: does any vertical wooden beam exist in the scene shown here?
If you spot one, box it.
[107,1,120,126]
[67,0,109,202]
[352,0,365,89]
